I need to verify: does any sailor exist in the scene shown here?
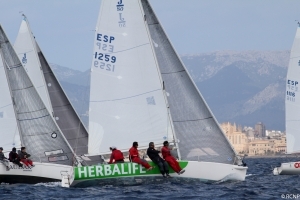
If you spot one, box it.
[129,141,153,171]
[0,147,10,171]
[147,142,170,177]
[161,141,185,175]
[9,147,23,167]
[19,147,34,167]
[108,146,125,164]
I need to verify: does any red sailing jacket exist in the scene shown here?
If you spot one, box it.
[161,146,172,159]
[108,149,124,164]
[129,146,139,160]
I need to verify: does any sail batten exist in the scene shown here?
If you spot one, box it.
[141,0,236,164]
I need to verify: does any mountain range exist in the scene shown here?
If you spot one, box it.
[50,50,289,131]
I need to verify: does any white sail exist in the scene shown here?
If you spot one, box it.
[141,1,236,164]
[0,25,75,166]
[89,0,173,154]
[14,16,89,156]
[14,16,52,114]
[286,25,300,153]
[0,54,21,151]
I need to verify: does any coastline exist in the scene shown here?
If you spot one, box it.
[246,155,299,158]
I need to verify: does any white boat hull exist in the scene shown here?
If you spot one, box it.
[273,161,300,175]
[70,161,247,187]
[0,161,73,184]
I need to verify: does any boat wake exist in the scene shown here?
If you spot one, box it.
[34,182,61,187]
[246,174,255,177]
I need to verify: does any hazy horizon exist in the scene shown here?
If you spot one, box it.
[1,0,300,71]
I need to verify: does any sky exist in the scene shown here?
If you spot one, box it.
[1,0,300,71]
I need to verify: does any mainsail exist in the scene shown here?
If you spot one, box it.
[0,54,21,151]
[141,0,237,164]
[89,0,173,154]
[0,25,75,165]
[14,16,89,156]
[286,25,300,153]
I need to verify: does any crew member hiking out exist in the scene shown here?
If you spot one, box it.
[129,141,153,171]
[108,146,124,164]
[161,141,185,175]
[9,147,22,167]
[0,147,10,171]
[19,147,34,167]
[147,142,170,177]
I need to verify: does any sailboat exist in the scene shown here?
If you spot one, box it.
[273,24,300,175]
[14,15,89,158]
[67,0,247,187]
[0,24,75,184]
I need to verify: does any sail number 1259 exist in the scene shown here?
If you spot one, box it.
[94,52,116,72]
[94,52,116,63]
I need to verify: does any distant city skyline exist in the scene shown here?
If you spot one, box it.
[1,0,300,71]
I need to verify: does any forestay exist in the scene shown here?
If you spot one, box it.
[0,25,75,166]
[0,54,21,151]
[89,0,173,154]
[141,0,236,164]
[286,25,300,153]
[14,16,89,156]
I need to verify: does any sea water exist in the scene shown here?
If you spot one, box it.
[0,157,299,199]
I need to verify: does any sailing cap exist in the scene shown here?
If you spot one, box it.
[110,146,116,150]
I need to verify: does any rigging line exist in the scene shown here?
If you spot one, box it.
[17,50,33,55]
[173,117,213,122]
[148,23,159,25]
[35,84,47,89]
[8,64,22,69]
[99,43,149,55]
[10,65,22,69]
[73,63,90,161]
[0,40,9,45]
[52,103,71,109]
[12,85,34,91]
[0,103,12,109]
[90,88,161,103]
[161,69,185,74]
[18,114,49,121]
[17,107,47,114]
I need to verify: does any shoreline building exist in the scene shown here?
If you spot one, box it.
[221,122,248,154]
[221,122,286,156]
[255,122,266,138]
